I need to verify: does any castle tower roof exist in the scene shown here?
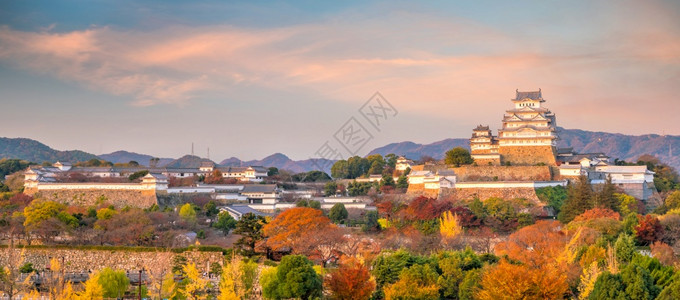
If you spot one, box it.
[513,89,544,102]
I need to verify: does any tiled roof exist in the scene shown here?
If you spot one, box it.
[241,184,277,193]
[514,89,543,101]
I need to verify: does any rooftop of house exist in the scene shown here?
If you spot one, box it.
[241,184,278,193]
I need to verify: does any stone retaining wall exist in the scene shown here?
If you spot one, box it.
[499,146,556,166]
[0,248,223,273]
[34,189,158,208]
[452,166,552,182]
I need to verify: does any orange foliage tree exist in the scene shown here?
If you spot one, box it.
[204,170,225,184]
[263,207,340,259]
[487,220,572,298]
[326,257,376,300]
[572,208,621,222]
[495,220,568,268]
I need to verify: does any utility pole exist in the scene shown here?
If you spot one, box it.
[207,147,210,160]
[139,269,143,300]
[191,142,194,156]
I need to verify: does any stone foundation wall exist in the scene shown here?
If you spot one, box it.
[452,166,552,182]
[34,189,158,208]
[499,146,556,166]
[473,158,501,166]
[440,187,541,204]
[0,248,224,273]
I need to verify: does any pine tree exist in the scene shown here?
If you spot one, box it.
[594,176,619,210]
[558,175,594,223]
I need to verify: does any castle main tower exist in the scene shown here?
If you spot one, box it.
[470,89,558,166]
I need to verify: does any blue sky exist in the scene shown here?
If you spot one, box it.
[0,1,679,161]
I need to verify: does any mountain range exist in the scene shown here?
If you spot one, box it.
[369,127,680,170]
[0,137,98,163]
[1,127,678,173]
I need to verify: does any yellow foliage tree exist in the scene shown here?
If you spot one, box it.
[58,282,77,300]
[578,262,602,300]
[79,272,104,300]
[218,257,242,300]
[182,263,209,300]
[439,211,463,239]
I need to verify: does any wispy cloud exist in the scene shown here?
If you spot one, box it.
[0,2,678,133]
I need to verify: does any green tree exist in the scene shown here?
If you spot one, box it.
[128,170,150,181]
[459,269,482,300]
[381,173,395,187]
[536,185,568,213]
[262,255,322,300]
[179,203,197,223]
[615,233,636,264]
[445,147,473,167]
[267,167,279,177]
[396,174,409,189]
[347,181,372,196]
[362,210,380,232]
[590,272,625,300]
[367,154,385,175]
[594,176,619,210]
[233,213,266,257]
[558,175,594,223]
[657,275,680,300]
[385,154,399,169]
[331,160,350,179]
[324,181,338,197]
[98,268,130,299]
[203,201,219,217]
[329,203,348,224]
[213,212,237,235]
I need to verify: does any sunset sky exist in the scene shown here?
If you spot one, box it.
[1,0,679,161]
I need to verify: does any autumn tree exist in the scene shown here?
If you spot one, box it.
[181,263,209,300]
[635,214,664,245]
[0,242,32,300]
[79,271,104,300]
[233,213,266,257]
[650,242,677,266]
[440,211,463,248]
[179,203,197,224]
[218,255,257,300]
[23,200,78,243]
[98,268,129,299]
[326,257,376,300]
[263,207,339,257]
[204,169,225,184]
[145,251,174,300]
[383,264,439,300]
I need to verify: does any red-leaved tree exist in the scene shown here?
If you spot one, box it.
[326,257,376,300]
[635,215,664,245]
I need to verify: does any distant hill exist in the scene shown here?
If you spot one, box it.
[220,153,335,174]
[164,155,216,168]
[0,137,98,163]
[556,128,680,170]
[99,150,173,167]
[367,128,680,171]
[368,138,469,160]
